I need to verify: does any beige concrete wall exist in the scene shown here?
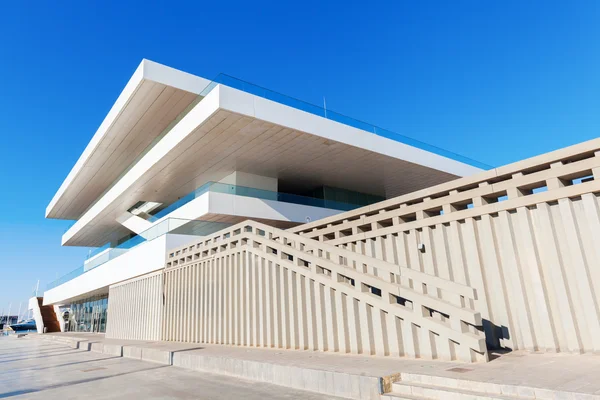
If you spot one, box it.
[105,270,163,341]
[218,171,278,192]
[28,297,45,334]
[162,221,487,362]
[107,139,600,358]
[290,138,600,353]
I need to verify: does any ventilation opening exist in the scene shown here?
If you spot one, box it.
[377,219,394,228]
[400,213,417,223]
[339,228,352,237]
[450,200,474,211]
[357,224,372,233]
[571,174,594,185]
[424,207,443,218]
[483,191,508,204]
[392,294,412,308]
[558,170,595,186]
[323,233,335,241]
[516,181,548,196]
[362,283,382,297]
[316,266,332,276]
[337,273,355,286]
[425,306,449,320]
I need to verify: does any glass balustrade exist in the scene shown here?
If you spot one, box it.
[46,218,231,291]
[147,181,363,223]
[51,183,365,291]
[200,73,492,170]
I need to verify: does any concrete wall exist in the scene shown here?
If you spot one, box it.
[54,305,65,332]
[218,171,278,192]
[96,138,600,361]
[106,270,163,341]
[45,234,198,306]
[160,222,486,363]
[291,138,600,354]
[208,192,344,223]
[103,221,487,362]
[28,297,45,334]
[155,190,344,225]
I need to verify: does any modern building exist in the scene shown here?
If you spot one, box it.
[24,62,600,400]
[37,59,600,367]
[96,135,600,365]
[40,59,485,335]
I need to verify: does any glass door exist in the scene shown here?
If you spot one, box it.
[91,300,100,333]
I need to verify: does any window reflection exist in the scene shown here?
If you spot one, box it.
[66,294,108,333]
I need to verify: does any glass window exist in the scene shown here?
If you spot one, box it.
[66,294,109,333]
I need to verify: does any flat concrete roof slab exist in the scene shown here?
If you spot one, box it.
[62,84,475,247]
[46,60,210,220]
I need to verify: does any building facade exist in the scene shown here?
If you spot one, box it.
[101,137,600,363]
[41,60,487,355]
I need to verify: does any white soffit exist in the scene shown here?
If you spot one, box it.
[45,59,211,220]
[61,85,482,247]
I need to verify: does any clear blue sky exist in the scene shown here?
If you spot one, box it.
[1,1,599,313]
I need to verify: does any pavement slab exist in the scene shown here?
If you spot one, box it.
[0,336,344,400]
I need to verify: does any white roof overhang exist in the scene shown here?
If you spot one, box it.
[60,84,482,247]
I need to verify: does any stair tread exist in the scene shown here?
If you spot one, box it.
[383,393,431,400]
[391,381,528,400]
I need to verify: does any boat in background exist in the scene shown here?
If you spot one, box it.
[8,318,37,332]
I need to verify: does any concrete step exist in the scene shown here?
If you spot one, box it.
[386,381,526,400]
[34,335,384,399]
[399,373,531,397]
[381,393,427,400]
[38,334,600,400]
[391,372,600,400]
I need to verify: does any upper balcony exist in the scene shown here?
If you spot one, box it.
[46,179,367,302]
[44,218,230,305]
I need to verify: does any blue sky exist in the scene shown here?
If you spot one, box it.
[1,1,599,312]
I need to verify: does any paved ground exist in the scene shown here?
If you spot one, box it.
[46,332,600,395]
[6,333,600,399]
[0,337,343,399]
[43,333,600,398]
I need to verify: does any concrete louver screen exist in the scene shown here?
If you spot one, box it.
[290,139,600,354]
[105,138,600,360]
[106,270,163,341]
[161,221,487,362]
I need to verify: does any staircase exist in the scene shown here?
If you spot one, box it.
[37,298,61,333]
[381,372,587,400]
[161,220,487,363]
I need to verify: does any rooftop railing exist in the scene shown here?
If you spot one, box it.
[199,73,492,170]
[46,218,231,291]
[85,242,111,261]
[148,181,364,223]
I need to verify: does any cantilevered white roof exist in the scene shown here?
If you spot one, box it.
[46,59,211,220]
[57,79,485,247]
